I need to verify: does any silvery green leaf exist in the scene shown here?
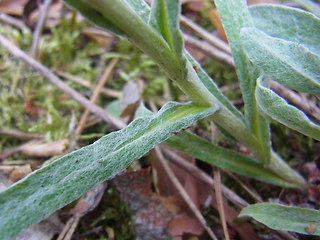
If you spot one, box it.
[0,101,218,240]
[256,76,320,140]
[241,27,320,96]
[249,4,320,55]
[239,203,320,236]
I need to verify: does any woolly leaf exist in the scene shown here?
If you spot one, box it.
[239,203,320,236]
[241,27,320,96]
[0,101,218,240]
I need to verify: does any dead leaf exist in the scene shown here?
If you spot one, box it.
[305,223,316,234]
[210,195,259,240]
[25,100,46,118]
[151,149,207,238]
[13,213,63,240]
[28,1,63,28]
[82,27,113,45]
[120,80,140,121]
[0,173,12,192]
[308,185,320,203]
[113,169,173,240]
[0,0,28,16]
[57,183,107,240]
[156,147,259,240]
[168,213,203,238]
[21,139,69,157]
[9,164,32,182]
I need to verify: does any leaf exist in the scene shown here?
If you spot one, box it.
[165,131,298,188]
[239,203,320,236]
[214,0,254,117]
[241,27,320,96]
[149,0,183,60]
[64,0,124,36]
[215,0,271,163]
[0,101,218,240]
[256,76,320,140]
[249,4,320,55]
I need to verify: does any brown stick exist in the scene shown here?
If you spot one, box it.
[76,58,119,135]
[180,15,231,54]
[213,167,230,240]
[183,33,234,67]
[0,130,44,140]
[0,13,26,29]
[30,0,52,58]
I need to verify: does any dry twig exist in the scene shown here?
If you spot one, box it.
[213,167,230,240]
[180,15,231,54]
[30,0,53,58]
[0,13,26,29]
[183,33,234,67]
[0,130,44,140]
